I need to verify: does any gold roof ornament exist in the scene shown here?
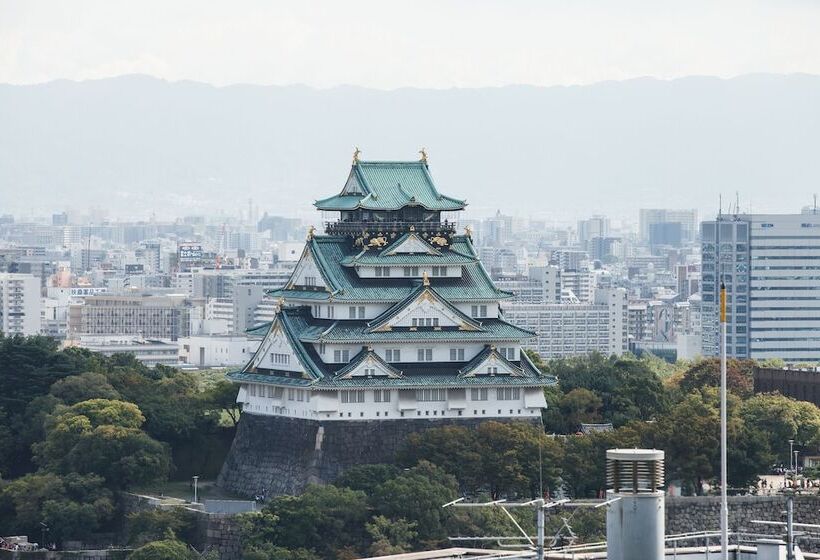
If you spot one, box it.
[277,296,285,308]
[422,271,430,287]
[306,225,316,240]
[352,146,361,164]
[464,225,473,238]
[419,147,428,164]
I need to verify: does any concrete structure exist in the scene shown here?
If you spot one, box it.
[501,288,628,359]
[702,211,820,363]
[69,294,192,341]
[640,208,698,243]
[179,335,258,368]
[73,336,180,367]
[0,273,41,335]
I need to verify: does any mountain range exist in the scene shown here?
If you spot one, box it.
[1,73,819,223]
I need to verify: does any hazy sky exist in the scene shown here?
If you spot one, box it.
[2,0,820,88]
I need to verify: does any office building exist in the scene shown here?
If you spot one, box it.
[0,273,41,335]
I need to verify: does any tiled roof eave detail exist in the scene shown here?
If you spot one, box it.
[268,288,513,303]
[312,376,557,388]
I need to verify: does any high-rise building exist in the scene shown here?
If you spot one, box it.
[640,209,698,243]
[70,294,192,340]
[578,215,610,245]
[701,212,820,363]
[0,273,41,336]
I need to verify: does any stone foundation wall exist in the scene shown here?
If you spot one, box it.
[217,412,538,497]
[666,495,820,552]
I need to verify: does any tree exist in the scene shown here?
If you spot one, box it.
[372,461,457,547]
[201,379,241,427]
[127,536,198,560]
[740,392,820,463]
[127,508,199,547]
[50,372,121,405]
[263,485,370,559]
[544,354,668,428]
[366,516,417,556]
[677,358,756,398]
[34,399,170,489]
[561,424,643,498]
[0,473,114,545]
[558,388,603,433]
[398,425,483,492]
[334,464,400,495]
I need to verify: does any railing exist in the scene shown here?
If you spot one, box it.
[324,220,457,236]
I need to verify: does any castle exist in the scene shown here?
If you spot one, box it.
[218,153,556,496]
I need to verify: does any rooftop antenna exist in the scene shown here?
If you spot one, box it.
[718,193,723,220]
[735,191,740,217]
[814,194,817,215]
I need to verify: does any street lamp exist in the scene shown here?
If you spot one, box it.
[192,475,199,504]
[794,451,800,474]
[789,439,795,471]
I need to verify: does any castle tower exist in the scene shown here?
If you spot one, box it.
[218,156,556,496]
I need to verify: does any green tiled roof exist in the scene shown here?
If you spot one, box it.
[227,371,313,387]
[334,347,403,378]
[270,235,511,303]
[457,345,523,377]
[365,284,484,332]
[315,161,466,212]
[339,239,477,267]
[242,310,325,380]
[298,318,535,343]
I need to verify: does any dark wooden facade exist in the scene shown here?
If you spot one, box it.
[754,366,820,407]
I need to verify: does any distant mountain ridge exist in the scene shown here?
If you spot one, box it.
[1,73,819,221]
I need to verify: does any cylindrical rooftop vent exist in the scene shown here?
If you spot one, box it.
[605,449,665,560]
[606,448,664,494]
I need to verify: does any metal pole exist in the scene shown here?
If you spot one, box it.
[537,499,545,560]
[787,494,794,560]
[790,440,794,472]
[720,282,729,560]
[193,475,199,504]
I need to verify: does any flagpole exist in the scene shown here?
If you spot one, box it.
[720,281,728,560]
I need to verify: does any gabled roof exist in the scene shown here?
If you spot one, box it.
[382,232,441,256]
[299,317,533,343]
[242,309,325,380]
[315,161,466,212]
[366,283,484,333]
[458,345,524,378]
[334,347,403,380]
[270,235,512,303]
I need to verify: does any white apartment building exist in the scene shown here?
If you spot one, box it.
[501,287,628,359]
[0,273,41,335]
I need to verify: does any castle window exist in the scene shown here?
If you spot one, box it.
[297,390,305,402]
[450,348,465,361]
[341,390,365,404]
[374,390,391,403]
[499,347,515,360]
[305,276,316,286]
[249,384,257,397]
[312,305,321,317]
[358,306,365,319]
[288,388,296,401]
[471,305,488,318]
[416,388,446,401]
[488,366,498,375]
[385,348,401,361]
[432,266,448,276]
[403,266,419,276]
[327,306,335,319]
[417,348,433,362]
[470,388,488,401]
[364,368,376,377]
[349,306,357,319]
[375,267,391,277]
[271,353,290,365]
[333,349,351,362]
[497,388,521,401]
[273,387,284,399]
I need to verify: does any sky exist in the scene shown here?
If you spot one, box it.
[2,0,820,89]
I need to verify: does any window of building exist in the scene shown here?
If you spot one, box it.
[304,276,316,286]
[470,388,488,401]
[288,388,296,401]
[416,388,446,401]
[450,348,465,361]
[403,266,419,276]
[297,390,305,402]
[363,368,376,377]
[349,306,357,319]
[499,347,515,360]
[271,353,290,365]
[312,304,321,318]
[497,387,520,400]
[374,390,392,403]
[432,266,448,276]
[375,267,391,277]
[358,306,365,319]
[385,348,401,361]
[471,305,488,318]
[487,366,498,375]
[340,390,365,404]
[327,306,334,318]
[417,348,433,362]
[333,349,351,362]
[249,384,257,397]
